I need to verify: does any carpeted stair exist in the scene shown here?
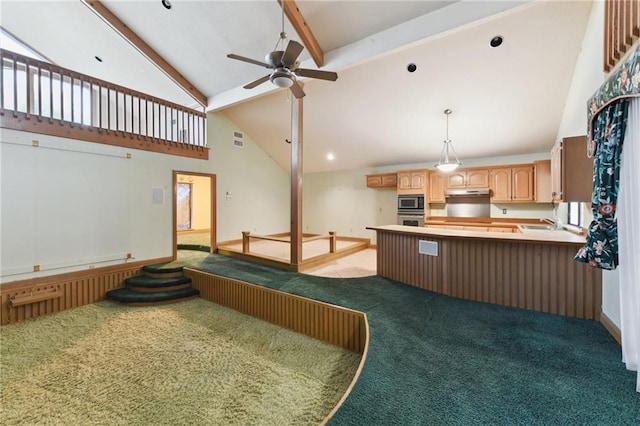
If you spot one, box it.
[106,264,199,306]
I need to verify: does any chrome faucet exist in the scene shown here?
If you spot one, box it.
[543,218,564,230]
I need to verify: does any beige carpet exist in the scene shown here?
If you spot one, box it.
[1,299,361,425]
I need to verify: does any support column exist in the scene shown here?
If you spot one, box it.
[290,93,303,269]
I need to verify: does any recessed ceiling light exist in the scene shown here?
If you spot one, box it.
[490,35,504,48]
[94,56,103,62]
[326,153,335,161]
[407,63,417,73]
[161,0,172,10]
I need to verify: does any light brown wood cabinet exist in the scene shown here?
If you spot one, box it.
[428,173,446,203]
[397,170,428,195]
[550,135,593,202]
[446,169,489,189]
[490,166,534,202]
[366,173,397,188]
[534,160,552,203]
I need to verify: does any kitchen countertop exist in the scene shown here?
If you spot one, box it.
[367,224,587,245]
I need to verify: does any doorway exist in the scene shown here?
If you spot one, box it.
[172,171,217,260]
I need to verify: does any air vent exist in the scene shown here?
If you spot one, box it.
[233,131,244,148]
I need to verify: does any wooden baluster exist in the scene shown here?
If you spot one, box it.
[49,68,53,123]
[242,232,251,254]
[107,87,112,133]
[329,231,337,253]
[69,75,74,126]
[13,57,18,117]
[59,72,64,124]
[25,61,31,119]
[0,52,4,113]
[98,85,103,131]
[137,95,141,139]
[37,66,42,121]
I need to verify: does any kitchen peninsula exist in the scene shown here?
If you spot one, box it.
[367,224,601,320]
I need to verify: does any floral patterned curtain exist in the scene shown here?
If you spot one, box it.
[575,101,629,269]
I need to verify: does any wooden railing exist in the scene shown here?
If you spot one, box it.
[0,49,208,159]
[241,231,338,255]
[604,0,640,72]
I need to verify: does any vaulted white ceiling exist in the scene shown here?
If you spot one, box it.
[1,1,593,173]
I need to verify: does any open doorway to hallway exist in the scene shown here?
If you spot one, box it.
[173,171,216,259]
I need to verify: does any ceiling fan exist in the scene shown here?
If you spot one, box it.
[227,6,337,98]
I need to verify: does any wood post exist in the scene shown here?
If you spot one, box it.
[329,231,337,253]
[242,231,251,253]
[290,92,303,268]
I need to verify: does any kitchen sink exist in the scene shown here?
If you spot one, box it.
[520,225,555,230]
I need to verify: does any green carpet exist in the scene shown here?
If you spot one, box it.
[0,299,360,425]
[182,254,639,425]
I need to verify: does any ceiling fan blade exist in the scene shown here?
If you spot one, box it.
[227,53,270,68]
[282,40,304,67]
[243,74,270,89]
[294,68,338,82]
[289,81,306,99]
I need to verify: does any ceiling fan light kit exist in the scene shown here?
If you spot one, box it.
[435,109,462,172]
[270,68,294,88]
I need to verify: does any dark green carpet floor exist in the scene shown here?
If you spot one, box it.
[186,254,638,425]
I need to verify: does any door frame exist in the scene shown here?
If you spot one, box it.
[172,170,217,260]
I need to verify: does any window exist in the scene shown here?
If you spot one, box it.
[568,202,584,227]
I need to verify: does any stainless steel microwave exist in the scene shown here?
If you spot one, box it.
[398,194,424,211]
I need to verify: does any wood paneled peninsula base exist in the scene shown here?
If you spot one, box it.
[367,225,602,320]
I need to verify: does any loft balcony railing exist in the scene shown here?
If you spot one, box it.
[604,0,640,73]
[0,49,208,159]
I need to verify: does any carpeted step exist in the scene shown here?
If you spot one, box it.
[176,244,211,253]
[106,287,199,306]
[125,275,192,293]
[142,264,185,278]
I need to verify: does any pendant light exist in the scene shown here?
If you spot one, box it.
[436,109,461,172]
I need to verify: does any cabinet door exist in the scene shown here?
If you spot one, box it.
[428,173,446,203]
[397,172,412,190]
[490,168,512,202]
[410,171,426,189]
[534,160,552,203]
[466,169,489,188]
[562,135,593,202]
[381,174,397,187]
[550,141,562,201]
[366,175,382,188]
[512,166,534,201]
[447,172,466,188]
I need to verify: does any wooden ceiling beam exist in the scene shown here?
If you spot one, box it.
[84,0,208,108]
[278,0,325,68]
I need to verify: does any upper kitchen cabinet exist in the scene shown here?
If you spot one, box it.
[428,173,446,203]
[551,136,593,202]
[366,173,397,188]
[397,169,428,195]
[490,166,535,202]
[446,168,490,189]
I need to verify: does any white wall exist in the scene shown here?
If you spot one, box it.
[0,111,289,283]
[303,152,554,244]
[553,2,621,328]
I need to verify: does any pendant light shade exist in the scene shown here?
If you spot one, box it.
[436,109,461,172]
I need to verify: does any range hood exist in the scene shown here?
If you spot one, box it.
[445,188,491,197]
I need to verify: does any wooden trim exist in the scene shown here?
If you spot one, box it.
[600,311,622,345]
[278,0,325,67]
[173,171,217,259]
[1,113,209,160]
[84,0,208,107]
[1,256,172,325]
[184,268,368,353]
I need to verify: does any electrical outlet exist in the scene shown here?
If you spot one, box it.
[502,208,507,214]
